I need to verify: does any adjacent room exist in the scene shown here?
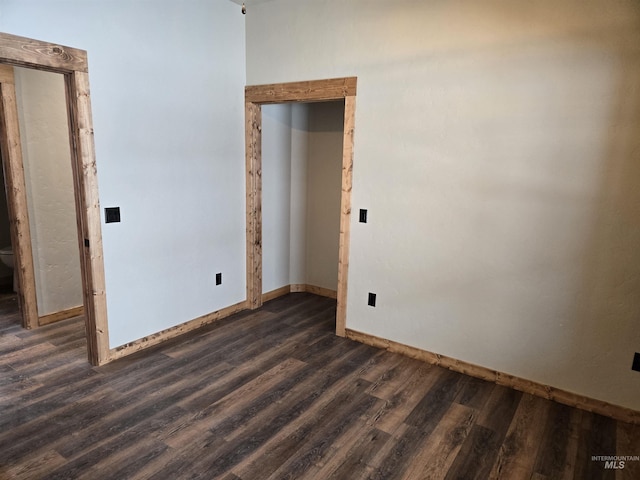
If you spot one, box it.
[0,0,639,478]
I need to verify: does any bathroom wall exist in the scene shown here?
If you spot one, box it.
[14,67,83,315]
[262,101,343,293]
[247,0,640,410]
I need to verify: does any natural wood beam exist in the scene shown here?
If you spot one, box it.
[65,70,110,365]
[245,101,263,309]
[0,32,87,73]
[246,77,357,104]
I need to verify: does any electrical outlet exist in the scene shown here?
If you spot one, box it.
[632,352,640,372]
[368,292,376,307]
[105,207,121,223]
[359,209,368,223]
[216,273,222,286]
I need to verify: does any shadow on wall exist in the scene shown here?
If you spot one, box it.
[572,42,640,395]
[361,4,640,407]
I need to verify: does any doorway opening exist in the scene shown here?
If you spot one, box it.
[2,66,84,329]
[0,32,109,365]
[244,77,357,336]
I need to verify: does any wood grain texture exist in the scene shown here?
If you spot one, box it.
[0,64,14,84]
[264,285,337,303]
[245,101,262,310]
[0,292,638,479]
[0,32,87,73]
[346,328,640,425]
[109,300,247,361]
[1,33,105,366]
[291,284,337,299]
[65,70,109,365]
[245,77,356,104]
[261,285,291,303]
[0,67,39,329]
[245,77,356,340]
[38,306,84,326]
[336,94,355,337]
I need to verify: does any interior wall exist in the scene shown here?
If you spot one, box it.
[288,104,309,286]
[0,0,247,347]
[14,67,82,315]
[247,0,640,411]
[0,164,12,285]
[262,101,343,293]
[262,104,294,293]
[305,101,343,291]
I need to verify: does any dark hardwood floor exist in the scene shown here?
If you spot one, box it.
[0,292,639,479]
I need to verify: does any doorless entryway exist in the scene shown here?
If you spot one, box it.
[0,32,108,365]
[244,77,357,336]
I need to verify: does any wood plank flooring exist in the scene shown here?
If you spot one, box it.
[1,292,639,479]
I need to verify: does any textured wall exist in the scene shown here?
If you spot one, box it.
[247,0,640,410]
[14,67,82,315]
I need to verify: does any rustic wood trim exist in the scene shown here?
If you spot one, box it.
[0,64,14,84]
[109,300,248,361]
[289,284,306,293]
[0,65,39,329]
[290,284,338,299]
[245,77,357,104]
[336,95,355,337]
[245,101,263,310]
[1,32,107,365]
[39,305,84,326]
[262,285,292,303]
[345,329,640,425]
[0,32,87,73]
[262,285,338,303]
[305,284,337,299]
[65,70,109,365]
[245,77,357,338]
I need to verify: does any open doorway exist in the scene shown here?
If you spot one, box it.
[5,66,84,328]
[262,100,344,304]
[0,32,109,365]
[244,77,357,336]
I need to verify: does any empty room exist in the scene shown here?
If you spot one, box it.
[1,0,639,478]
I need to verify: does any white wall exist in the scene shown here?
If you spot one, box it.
[14,67,82,315]
[262,104,293,292]
[247,0,640,410]
[262,102,342,293]
[0,0,247,347]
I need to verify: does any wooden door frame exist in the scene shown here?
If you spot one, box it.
[245,77,357,336]
[0,32,109,365]
[0,64,39,329]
